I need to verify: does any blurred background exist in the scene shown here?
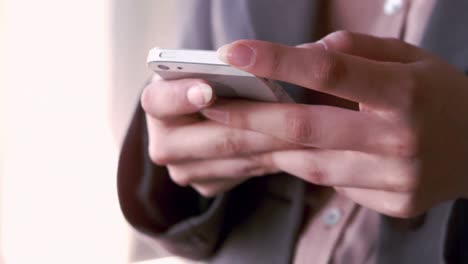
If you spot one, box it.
[1,0,177,263]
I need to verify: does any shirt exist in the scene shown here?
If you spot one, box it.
[293,0,437,263]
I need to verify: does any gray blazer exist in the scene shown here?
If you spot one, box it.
[118,1,468,263]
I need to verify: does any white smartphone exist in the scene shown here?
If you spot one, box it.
[147,48,293,102]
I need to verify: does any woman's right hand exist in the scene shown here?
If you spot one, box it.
[141,76,300,197]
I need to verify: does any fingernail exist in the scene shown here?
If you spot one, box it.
[296,43,313,48]
[316,40,328,50]
[187,83,213,107]
[217,43,255,68]
[201,109,230,124]
[296,42,327,50]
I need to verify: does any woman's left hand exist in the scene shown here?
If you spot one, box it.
[201,31,468,218]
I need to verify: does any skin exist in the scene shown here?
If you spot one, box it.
[142,31,468,218]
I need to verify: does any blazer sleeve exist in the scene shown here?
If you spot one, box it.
[117,103,229,260]
[117,0,230,260]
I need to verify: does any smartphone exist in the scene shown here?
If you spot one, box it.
[147,48,293,102]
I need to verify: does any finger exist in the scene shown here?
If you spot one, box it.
[148,119,301,165]
[318,31,428,63]
[334,187,424,219]
[271,149,417,192]
[218,40,408,109]
[141,78,215,119]
[191,179,247,198]
[146,112,202,130]
[201,100,411,156]
[167,154,277,186]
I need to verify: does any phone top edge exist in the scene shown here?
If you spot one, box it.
[147,47,254,77]
[147,48,227,66]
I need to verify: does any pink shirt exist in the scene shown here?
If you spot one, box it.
[293,1,437,263]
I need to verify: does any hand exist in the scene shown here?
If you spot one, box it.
[201,31,468,218]
[141,76,300,197]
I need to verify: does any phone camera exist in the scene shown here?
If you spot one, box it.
[157,65,170,70]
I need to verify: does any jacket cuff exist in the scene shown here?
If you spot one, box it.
[117,104,227,259]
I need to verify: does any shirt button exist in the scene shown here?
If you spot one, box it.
[323,208,342,227]
[384,0,404,16]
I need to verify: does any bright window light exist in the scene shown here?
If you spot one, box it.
[1,0,129,263]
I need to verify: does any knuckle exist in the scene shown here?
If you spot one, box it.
[239,163,261,177]
[229,111,250,129]
[148,144,173,165]
[240,156,267,177]
[254,154,275,173]
[284,109,315,144]
[398,67,421,108]
[385,174,417,193]
[194,186,219,198]
[305,168,329,185]
[147,123,174,165]
[327,30,355,52]
[140,81,186,118]
[167,166,190,186]
[384,160,420,192]
[216,131,244,155]
[266,46,284,77]
[383,199,419,219]
[314,52,345,88]
[140,86,155,113]
[390,130,419,158]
